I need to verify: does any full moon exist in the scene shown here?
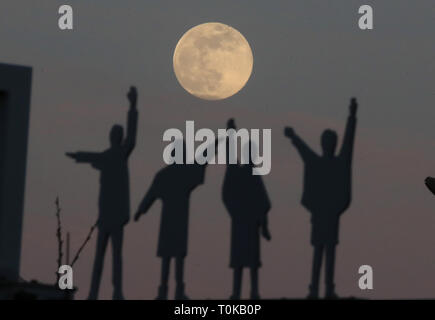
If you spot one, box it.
[173,22,253,100]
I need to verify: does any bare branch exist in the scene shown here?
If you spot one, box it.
[55,196,64,283]
[71,221,98,267]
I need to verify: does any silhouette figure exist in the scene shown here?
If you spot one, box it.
[134,139,220,300]
[284,98,358,299]
[223,119,271,300]
[66,86,138,300]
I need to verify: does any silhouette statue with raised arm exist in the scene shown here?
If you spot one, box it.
[65,86,138,300]
[134,138,220,300]
[223,119,271,300]
[284,98,358,299]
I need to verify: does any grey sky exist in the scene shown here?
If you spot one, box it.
[1,0,435,299]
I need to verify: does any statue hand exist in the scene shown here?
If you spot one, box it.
[127,86,138,107]
[350,97,358,116]
[227,118,236,130]
[262,226,271,241]
[284,127,294,138]
[134,211,142,222]
[65,152,77,160]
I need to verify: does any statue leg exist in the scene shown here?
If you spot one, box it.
[250,267,260,300]
[156,257,170,300]
[111,227,124,300]
[175,257,189,300]
[230,267,243,300]
[88,229,109,300]
[325,244,338,299]
[308,244,323,299]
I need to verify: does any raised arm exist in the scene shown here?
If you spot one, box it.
[123,86,138,157]
[189,135,224,189]
[260,180,272,241]
[339,98,358,160]
[284,127,316,162]
[222,118,240,165]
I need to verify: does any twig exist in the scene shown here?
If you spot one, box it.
[55,196,64,282]
[70,222,98,267]
[66,232,70,266]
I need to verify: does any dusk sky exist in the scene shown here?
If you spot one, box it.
[1,0,435,299]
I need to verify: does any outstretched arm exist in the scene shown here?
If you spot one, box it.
[134,180,158,221]
[66,152,101,163]
[123,86,138,157]
[284,127,316,161]
[339,98,358,160]
[66,152,103,169]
